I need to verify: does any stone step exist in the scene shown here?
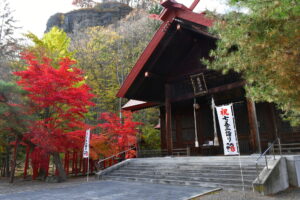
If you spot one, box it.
[108,172,256,184]
[129,158,264,164]
[112,170,258,178]
[123,165,263,171]
[97,157,267,191]
[102,175,253,190]
[129,161,262,165]
[128,161,263,165]
[118,167,260,174]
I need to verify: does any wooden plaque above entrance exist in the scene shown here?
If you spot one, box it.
[190,73,208,96]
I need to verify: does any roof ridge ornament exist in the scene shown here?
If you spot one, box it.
[189,0,201,11]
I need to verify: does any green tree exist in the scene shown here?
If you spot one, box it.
[25,27,75,67]
[205,0,300,125]
[70,11,160,118]
[0,0,21,81]
[70,26,121,116]
[133,108,160,150]
[0,81,29,182]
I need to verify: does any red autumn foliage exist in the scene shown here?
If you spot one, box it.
[14,52,94,153]
[14,52,142,178]
[90,112,141,160]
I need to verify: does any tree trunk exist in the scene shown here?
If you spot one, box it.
[52,152,67,182]
[9,138,19,183]
[5,146,10,177]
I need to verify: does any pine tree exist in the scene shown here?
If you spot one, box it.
[205,0,300,125]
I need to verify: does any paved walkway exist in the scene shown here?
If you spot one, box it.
[0,180,216,200]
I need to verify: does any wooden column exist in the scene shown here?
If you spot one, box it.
[270,104,279,139]
[23,145,30,178]
[247,99,262,153]
[165,84,173,155]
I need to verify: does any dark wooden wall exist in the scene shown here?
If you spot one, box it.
[159,95,300,155]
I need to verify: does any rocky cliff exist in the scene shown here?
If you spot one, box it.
[46,2,132,33]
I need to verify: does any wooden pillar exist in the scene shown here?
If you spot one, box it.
[45,154,50,177]
[270,104,279,140]
[79,152,82,173]
[66,152,69,176]
[23,146,30,178]
[74,152,78,176]
[64,151,70,176]
[247,99,262,153]
[165,84,173,155]
[159,107,166,150]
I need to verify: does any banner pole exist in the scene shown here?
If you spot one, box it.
[87,157,89,182]
[231,105,245,197]
[211,97,219,146]
[83,129,90,182]
[193,98,199,147]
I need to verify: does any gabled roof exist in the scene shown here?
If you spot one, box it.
[116,0,213,99]
[122,100,158,111]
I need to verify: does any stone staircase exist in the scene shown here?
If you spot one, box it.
[97,156,265,190]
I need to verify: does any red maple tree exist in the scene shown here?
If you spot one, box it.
[14,52,95,181]
[90,112,141,160]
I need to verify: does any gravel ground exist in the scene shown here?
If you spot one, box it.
[197,188,300,200]
[0,178,215,200]
[0,176,98,194]
[1,176,300,200]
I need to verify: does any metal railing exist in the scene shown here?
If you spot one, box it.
[256,137,282,182]
[97,146,136,170]
[138,147,191,158]
[274,143,300,154]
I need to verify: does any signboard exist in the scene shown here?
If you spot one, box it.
[83,129,90,158]
[216,104,239,155]
[190,73,208,96]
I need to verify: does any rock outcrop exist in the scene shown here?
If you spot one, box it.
[46,2,132,33]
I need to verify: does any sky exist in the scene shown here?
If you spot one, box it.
[9,0,229,38]
[10,0,77,37]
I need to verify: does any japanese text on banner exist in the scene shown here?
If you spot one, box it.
[216,104,239,155]
[83,129,90,158]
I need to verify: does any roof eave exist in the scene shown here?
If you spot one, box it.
[116,0,214,99]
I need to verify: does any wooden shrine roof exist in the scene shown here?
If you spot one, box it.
[117,0,244,107]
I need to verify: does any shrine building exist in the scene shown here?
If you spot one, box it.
[117,0,300,156]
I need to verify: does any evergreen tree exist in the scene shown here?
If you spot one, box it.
[0,81,28,182]
[205,0,300,125]
[0,0,21,81]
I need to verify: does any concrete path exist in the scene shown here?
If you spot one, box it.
[0,180,217,200]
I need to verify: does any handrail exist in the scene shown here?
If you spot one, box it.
[138,147,191,157]
[256,137,282,182]
[97,146,136,169]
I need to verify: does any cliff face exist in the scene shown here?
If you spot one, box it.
[46,2,132,33]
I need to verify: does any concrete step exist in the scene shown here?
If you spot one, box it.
[111,170,257,179]
[129,161,262,165]
[123,165,263,171]
[118,167,261,174]
[128,157,264,164]
[102,175,253,190]
[108,172,255,184]
[97,156,266,191]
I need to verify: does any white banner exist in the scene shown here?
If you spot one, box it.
[83,129,90,158]
[216,104,239,155]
